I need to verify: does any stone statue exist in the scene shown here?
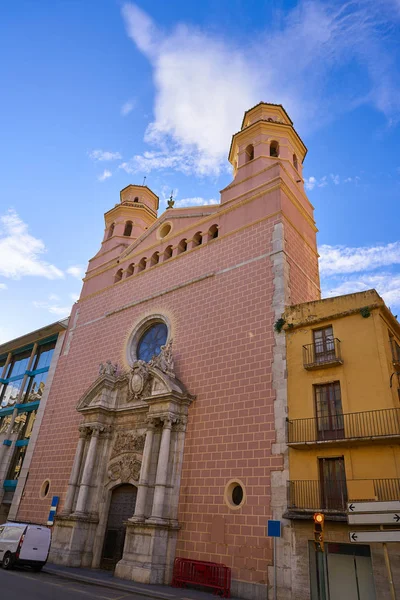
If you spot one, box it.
[99,360,118,376]
[150,339,175,377]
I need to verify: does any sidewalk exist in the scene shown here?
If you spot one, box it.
[44,563,238,600]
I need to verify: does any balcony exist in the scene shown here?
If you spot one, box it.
[287,407,400,448]
[287,478,400,517]
[303,338,342,370]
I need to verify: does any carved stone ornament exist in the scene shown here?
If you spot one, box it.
[108,456,141,482]
[111,430,146,459]
[149,339,175,378]
[99,360,118,376]
[129,360,151,401]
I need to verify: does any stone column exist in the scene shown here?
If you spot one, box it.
[61,425,88,515]
[148,415,173,523]
[130,417,156,522]
[73,424,103,516]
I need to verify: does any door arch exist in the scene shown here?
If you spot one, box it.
[101,484,137,570]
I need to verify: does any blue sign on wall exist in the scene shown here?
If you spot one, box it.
[267,520,281,537]
[47,496,59,526]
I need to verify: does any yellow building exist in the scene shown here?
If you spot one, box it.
[283,289,400,600]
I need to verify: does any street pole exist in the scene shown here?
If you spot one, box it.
[274,536,277,600]
[381,525,396,600]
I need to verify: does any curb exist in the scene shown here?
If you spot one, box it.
[43,567,175,599]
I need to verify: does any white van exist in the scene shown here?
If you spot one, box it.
[0,522,51,571]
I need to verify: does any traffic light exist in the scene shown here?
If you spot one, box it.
[313,512,325,552]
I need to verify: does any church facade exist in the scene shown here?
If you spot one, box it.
[16,103,320,599]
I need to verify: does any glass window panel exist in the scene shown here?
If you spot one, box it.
[34,341,56,370]
[23,371,49,403]
[5,350,32,379]
[7,445,27,480]
[0,414,11,434]
[0,377,27,407]
[137,323,168,362]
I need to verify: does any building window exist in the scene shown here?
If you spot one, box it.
[134,197,139,202]
[293,154,298,170]
[107,223,115,239]
[126,264,134,277]
[313,326,335,364]
[389,332,400,363]
[192,232,202,247]
[0,415,11,434]
[245,144,254,162]
[177,239,187,254]
[0,349,32,407]
[314,382,343,440]
[319,457,347,511]
[114,269,123,283]
[124,221,133,237]
[208,225,218,240]
[224,479,246,510]
[164,245,173,261]
[270,140,279,157]
[137,323,168,363]
[137,258,146,273]
[23,341,55,404]
[6,445,27,481]
[150,252,159,266]
[159,222,172,239]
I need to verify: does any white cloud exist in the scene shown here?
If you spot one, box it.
[70,293,80,302]
[89,150,122,161]
[174,197,218,208]
[121,1,400,177]
[0,283,7,290]
[330,174,340,185]
[319,241,400,276]
[322,272,400,309]
[121,101,135,116]
[33,301,71,317]
[67,265,85,279]
[0,210,63,280]
[305,176,328,190]
[33,294,72,317]
[98,169,112,182]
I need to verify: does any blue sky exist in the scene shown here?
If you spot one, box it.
[1,0,400,342]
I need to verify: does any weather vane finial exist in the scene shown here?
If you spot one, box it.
[167,190,175,209]
[142,176,147,186]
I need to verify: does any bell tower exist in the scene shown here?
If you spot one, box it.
[87,184,159,276]
[226,102,306,192]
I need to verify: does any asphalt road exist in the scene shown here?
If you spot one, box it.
[0,568,154,600]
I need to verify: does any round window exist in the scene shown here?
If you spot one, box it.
[137,323,168,362]
[224,479,246,510]
[159,222,172,239]
[232,485,243,506]
[40,479,50,499]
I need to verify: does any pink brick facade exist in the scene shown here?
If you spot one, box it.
[17,103,320,597]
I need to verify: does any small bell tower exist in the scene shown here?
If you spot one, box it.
[88,184,159,274]
[226,102,306,193]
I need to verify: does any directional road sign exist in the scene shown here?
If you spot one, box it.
[348,512,400,525]
[347,501,400,514]
[349,530,400,543]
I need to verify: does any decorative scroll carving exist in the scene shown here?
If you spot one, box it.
[149,339,175,378]
[111,430,146,459]
[99,360,118,376]
[108,456,141,482]
[129,360,151,401]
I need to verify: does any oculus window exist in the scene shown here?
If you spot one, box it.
[137,323,168,363]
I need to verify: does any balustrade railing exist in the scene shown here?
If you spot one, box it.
[288,478,400,512]
[287,408,400,444]
[303,338,342,369]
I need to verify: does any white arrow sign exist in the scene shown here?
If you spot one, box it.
[350,530,400,543]
[347,501,400,514]
[348,513,400,525]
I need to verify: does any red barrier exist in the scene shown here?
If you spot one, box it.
[171,557,231,597]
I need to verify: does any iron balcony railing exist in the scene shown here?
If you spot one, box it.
[287,407,400,444]
[303,338,342,369]
[288,479,400,513]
